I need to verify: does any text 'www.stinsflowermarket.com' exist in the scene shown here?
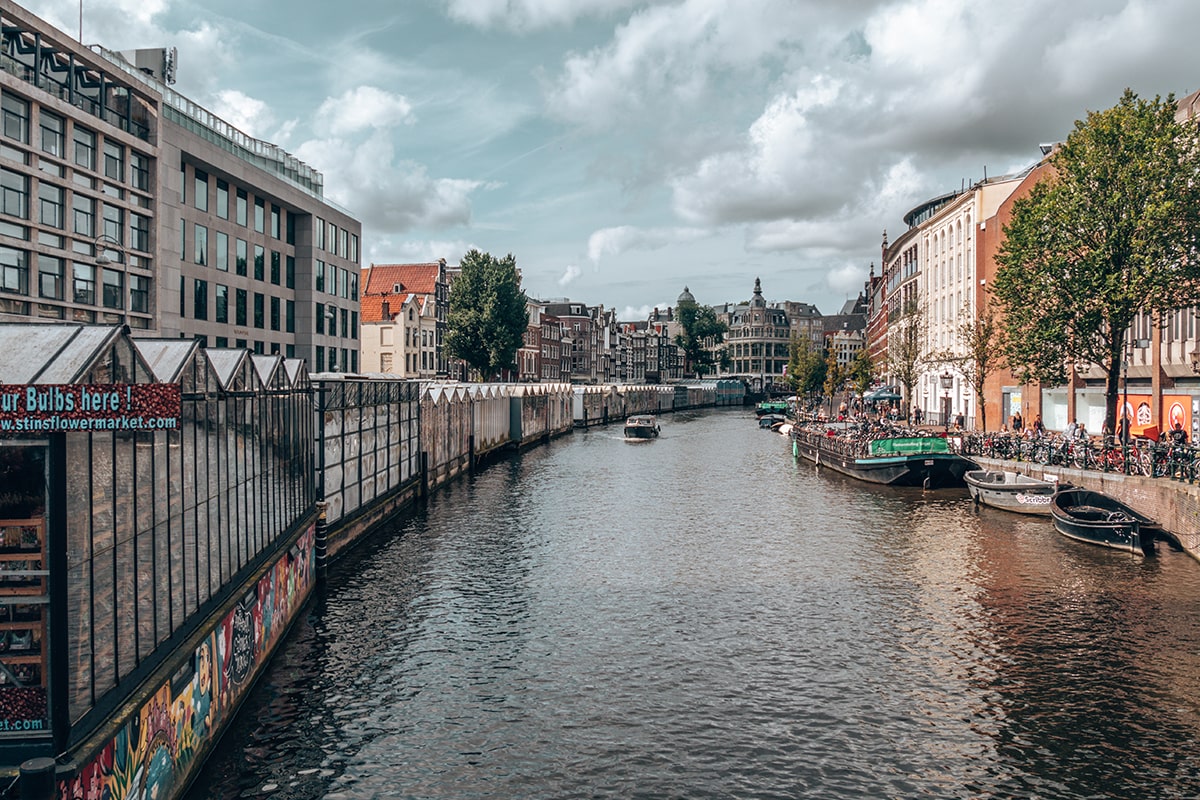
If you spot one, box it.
[1,415,180,431]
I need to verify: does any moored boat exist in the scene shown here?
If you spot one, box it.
[964,469,1059,515]
[624,414,660,440]
[758,413,787,429]
[1050,488,1160,555]
[791,427,977,489]
[755,400,789,417]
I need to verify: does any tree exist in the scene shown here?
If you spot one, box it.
[848,347,873,399]
[992,89,1200,435]
[887,301,929,418]
[932,302,1005,432]
[786,335,826,404]
[445,249,529,381]
[675,298,727,377]
[823,352,846,415]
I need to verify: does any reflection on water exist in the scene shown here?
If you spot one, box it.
[188,410,1200,799]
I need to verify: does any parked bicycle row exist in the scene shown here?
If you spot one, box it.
[959,431,1200,480]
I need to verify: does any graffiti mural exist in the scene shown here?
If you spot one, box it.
[60,526,315,800]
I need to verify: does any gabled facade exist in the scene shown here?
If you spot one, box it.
[359,261,447,377]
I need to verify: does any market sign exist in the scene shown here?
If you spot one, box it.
[0,384,182,432]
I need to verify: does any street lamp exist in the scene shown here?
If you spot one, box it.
[940,371,953,430]
[1120,336,1152,443]
[93,233,124,266]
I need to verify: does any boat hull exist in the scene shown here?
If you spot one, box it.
[1050,489,1160,555]
[624,415,660,440]
[964,470,1056,515]
[792,432,976,488]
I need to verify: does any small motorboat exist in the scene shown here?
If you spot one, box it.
[1050,488,1161,555]
[624,414,660,440]
[758,413,787,429]
[964,469,1058,515]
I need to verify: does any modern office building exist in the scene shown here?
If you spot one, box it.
[0,3,362,370]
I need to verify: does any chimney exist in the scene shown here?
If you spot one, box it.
[381,301,391,319]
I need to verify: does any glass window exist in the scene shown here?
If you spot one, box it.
[315,217,325,249]
[215,284,228,323]
[270,251,280,285]
[236,188,247,226]
[193,169,208,212]
[102,203,122,244]
[235,239,247,276]
[193,278,207,319]
[129,152,149,191]
[130,275,149,313]
[286,255,295,289]
[337,266,347,299]
[73,262,95,304]
[270,204,280,238]
[215,231,228,271]
[0,246,28,294]
[285,211,295,245]
[316,345,324,372]
[73,127,95,171]
[129,213,149,252]
[72,194,94,237]
[270,295,279,331]
[40,183,67,229]
[350,272,358,300]
[216,179,228,219]
[103,140,123,182]
[102,268,123,309]
[38,254,62,299]
[40,111,63,156]
[253,292,264,328]
[350,233,359,263]
[194,224,207,266]
[253,245,264,281]
[0,168,28,219]
[1,94,28,143]
[339,228,348,259]
[286,299,294,333]
[315,302,324,335]
[253,198,264,232]
[234,288,247,325]
[315,260,324,292]
[327,222,335,252]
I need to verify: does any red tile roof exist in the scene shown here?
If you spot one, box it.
[360,263,441,322]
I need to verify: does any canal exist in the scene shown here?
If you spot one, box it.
[187,408,1200,799]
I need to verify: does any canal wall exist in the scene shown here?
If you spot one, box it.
[974,457,1200,556]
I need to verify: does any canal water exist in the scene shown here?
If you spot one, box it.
[187,408,1200,799]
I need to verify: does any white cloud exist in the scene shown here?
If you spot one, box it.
[441,0,641,31]
[827,262,866,297]
[314,87,414,138]
[558,264,583,286]
[587,225,710,263]
[365,238,476,265]
[210,90,274,139]
[295,131,486,232]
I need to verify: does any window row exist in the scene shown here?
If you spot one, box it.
[183,166,297,245]
[0,246,149,312]
[314,345,358,373]
[182,224,295,288]
[314,215,358,262]
[2,91,151,191]
[313,260,358,300]
[314,302,359,340]
[0,165,152,254]
[179,280,297,333]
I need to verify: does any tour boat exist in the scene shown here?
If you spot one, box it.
[791,427,977,489]
[964,469,1059,515]
[624,415,661,440]
[1050,488,1161,556]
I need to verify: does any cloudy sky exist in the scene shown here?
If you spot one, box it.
[22,0,1200,318]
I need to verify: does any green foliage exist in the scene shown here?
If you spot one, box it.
[445,249,529,380]
[786,336,826,398]
[848,348,873,397]
[675,299,728,377]
[822,351,845,399]
[933,302,1005,432]
[992,89,1200,432]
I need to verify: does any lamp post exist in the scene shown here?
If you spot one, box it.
[93,233,128,328]
[1120,335,1152,445]
[940,371,953,430]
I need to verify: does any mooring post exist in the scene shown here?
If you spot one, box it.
[18,757,57,800]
